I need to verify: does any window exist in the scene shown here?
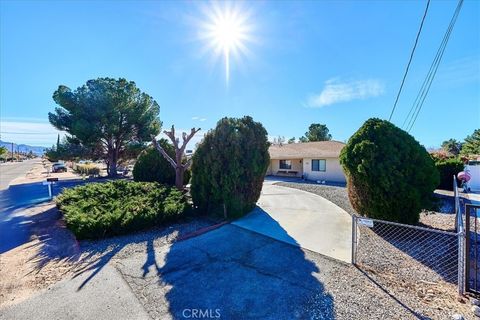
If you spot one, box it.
[312,159,326,172]
[279,160,292,170]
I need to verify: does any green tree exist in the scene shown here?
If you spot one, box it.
[133,139,176,185]
[461,129,480,156]
[287,137,296,144]
[340,118,438,224]
[441,138,462,156]
[300,123,332,142]
[191,116,270,218]
[48,78,161,176]
[0,146,7,159]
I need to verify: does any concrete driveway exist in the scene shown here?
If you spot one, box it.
[233,183,352,263]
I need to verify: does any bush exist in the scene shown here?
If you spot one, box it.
[133,140,175,185]
[56,180,186,239]
[133,139,190,186]
[339,118,439,224]
[434,157,464,191]
[74,163,100,176]
[191,116,270,219]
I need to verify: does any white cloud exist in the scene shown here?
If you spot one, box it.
[192,116,207,122]
[307,78,385,108]
[0,120,63,146]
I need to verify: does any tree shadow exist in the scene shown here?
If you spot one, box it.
[24,202,215,293]
[124,207,336,319]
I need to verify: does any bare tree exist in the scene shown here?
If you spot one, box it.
[152,125,200,190]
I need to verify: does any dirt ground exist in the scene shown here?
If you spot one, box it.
[0,202,80,308]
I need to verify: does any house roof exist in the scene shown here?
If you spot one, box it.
[269,141,346,159]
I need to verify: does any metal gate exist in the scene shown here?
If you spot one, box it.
[465,203,480,294]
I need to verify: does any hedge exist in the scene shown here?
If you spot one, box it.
[434,157,464,191]
[191,116,270,219]
[56,180,187,239]
[340,118,439,224]
[74,163,100,176]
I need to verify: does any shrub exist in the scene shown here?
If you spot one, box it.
[434,157,464,191]
[191,116,270,219]
[74,163,100,176]
[56,180,186,239]
[339,118,439,224]
[133,139,175,185]
[133,139,191,186]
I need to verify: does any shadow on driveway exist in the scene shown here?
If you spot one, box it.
[117,210,336,319]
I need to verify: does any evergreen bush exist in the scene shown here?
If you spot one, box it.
[340,118,439,224]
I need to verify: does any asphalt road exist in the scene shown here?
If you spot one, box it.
[0,160,84,254]
[0,159,40,190]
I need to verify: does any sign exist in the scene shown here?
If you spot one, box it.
[358,218,374,228]
[47,177,59,182]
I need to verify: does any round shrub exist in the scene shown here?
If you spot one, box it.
[133,139,176,185]
[433,157,464,191]
[191,116,270,219]
[339,118,439,224]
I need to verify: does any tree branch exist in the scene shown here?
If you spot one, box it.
[151,136,177,169]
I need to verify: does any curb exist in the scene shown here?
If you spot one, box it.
[176,221,229,242]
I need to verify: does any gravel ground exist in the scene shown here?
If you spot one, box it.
[276,181,477,319]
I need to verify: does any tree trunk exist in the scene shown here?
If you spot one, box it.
[108,150,118,177]
[175,166,184,190]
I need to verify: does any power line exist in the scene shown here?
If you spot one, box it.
[388,0,430,122]
[404,0,464,133]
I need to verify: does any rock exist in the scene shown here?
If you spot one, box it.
[472,298,480,306]
[472,305,480,317]
[452,314,464,320]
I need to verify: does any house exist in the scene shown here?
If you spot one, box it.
[266,141,346,183]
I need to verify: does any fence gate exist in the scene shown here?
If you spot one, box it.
[465,204,480,294]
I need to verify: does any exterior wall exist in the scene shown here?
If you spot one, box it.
[302,157,346,183]
[267,159,303,177]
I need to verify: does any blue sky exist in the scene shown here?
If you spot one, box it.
[0,0,478,148]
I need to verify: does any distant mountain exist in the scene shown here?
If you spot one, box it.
[0,140,47,156]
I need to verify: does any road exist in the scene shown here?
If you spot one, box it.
[0,159,40,190]
[0,160,83,254]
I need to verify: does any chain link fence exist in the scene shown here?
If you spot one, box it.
[353,217,461,284]
[352,176,466,294]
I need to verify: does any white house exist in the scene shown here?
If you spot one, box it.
[266,141,346,183]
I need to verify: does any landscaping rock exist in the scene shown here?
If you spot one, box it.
[452,313,464,320]
[472,298,480,306]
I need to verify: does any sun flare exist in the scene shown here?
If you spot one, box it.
[200,3,253,85]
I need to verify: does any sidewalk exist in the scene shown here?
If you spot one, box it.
[0,264,150,320]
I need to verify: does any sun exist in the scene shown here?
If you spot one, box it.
[200,3,253,85]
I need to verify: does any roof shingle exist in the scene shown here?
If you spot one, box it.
[269,141,345,159]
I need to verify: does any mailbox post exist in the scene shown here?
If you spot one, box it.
[43,177,59,200]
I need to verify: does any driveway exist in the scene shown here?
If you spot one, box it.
[233,183,352,263]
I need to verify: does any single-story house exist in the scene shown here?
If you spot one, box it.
[266,141,346,183]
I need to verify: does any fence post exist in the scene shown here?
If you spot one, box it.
[352,215,357,265]
[458,229,465,296]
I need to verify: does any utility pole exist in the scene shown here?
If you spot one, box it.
[11,143,13,162]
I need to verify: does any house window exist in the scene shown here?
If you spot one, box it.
[279,160,292,170]
[312,159,326,172]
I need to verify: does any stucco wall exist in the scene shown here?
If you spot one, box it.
[302,157,346,183]
[267,159,303,177]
